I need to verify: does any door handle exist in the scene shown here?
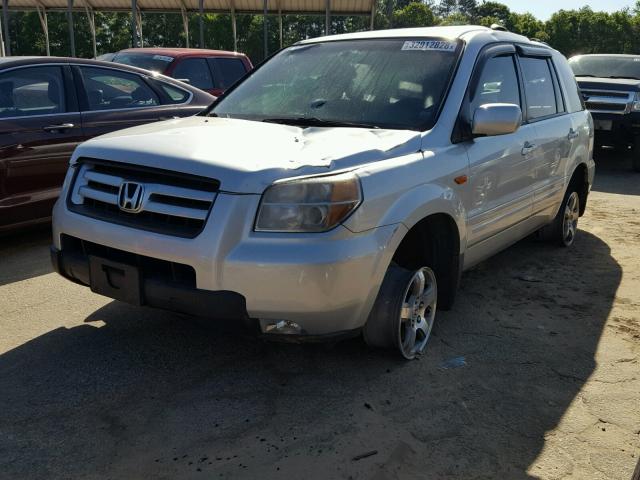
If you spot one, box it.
[43,123,75,132]
[521,141,537,156]
[568,128,579,140]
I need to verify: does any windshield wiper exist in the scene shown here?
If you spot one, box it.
[606,75,640,80]
[261,116,380,129]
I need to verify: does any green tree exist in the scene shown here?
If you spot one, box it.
[392,2,436,28]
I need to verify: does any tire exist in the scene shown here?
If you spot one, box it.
[632,138,640,172]
[539,186,581,247]
[363,264,437,360]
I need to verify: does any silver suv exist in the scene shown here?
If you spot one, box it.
[51,26,595,359]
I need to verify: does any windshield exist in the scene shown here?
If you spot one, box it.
[569,55,640,80]
[113,52,174,73]
[211,38,462,130]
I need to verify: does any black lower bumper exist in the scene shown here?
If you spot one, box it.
[50,241,249,320]
[591,112,640,145]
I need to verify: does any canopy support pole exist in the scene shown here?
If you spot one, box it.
[83,2,96,58]
[130,0,139,47]
[136,7,143,46]
[0,8,4,57]
[1,0,7,57]
[198,0,204,48]
[180,3,189,47]
[324,0,329,36]
[277,1,282,49]
[262,0,267,59]
[67,0,75,56]
[230,0,236,52]
[370,0,375,30]
[36,4,50,56]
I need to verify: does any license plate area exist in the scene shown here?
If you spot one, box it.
[594,119,613,131]
[89,256,142,305]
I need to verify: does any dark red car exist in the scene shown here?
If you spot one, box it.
[112,48,253,96]
[0,56,214,233]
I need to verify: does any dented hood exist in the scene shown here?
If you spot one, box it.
[72,116,422,193]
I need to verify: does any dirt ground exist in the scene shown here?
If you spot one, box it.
[0,152,639,480]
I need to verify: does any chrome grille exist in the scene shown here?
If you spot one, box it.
[581,88,634,114]
[68,159,219,238]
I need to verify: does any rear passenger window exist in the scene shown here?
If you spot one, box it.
[472,55,521,112]
[210,58,247,89]
[173,58,214,91]
[554,58,585,113]
[159,83,190,104]
[520,57,558,120]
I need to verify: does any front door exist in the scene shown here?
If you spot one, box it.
[74,65,181,139]
[464,53,537,247]
[0,65,82,229]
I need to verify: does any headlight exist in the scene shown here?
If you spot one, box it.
[255,172,362,232]
[632,92,640,111]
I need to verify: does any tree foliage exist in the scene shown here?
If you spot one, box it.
[3,0,640,62]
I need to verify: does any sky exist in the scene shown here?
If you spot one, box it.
[503,0,636,20]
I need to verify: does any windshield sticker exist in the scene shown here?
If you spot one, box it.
[152,55,174,62]
[401,40,457,52]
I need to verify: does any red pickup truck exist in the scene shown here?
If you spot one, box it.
[112,48,253,97]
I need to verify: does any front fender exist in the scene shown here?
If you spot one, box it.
[343,149,469,254]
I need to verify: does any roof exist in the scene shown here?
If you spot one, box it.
[116,47,248,58]
[299,25,540,48]
[4,0,374,14]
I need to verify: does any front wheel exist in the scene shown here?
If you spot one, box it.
[363,264,437,360]
[632,137,640,172]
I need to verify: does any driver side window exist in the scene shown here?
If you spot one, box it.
[80,67,159,111]
[471,54,521,112]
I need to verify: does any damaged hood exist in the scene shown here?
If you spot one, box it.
[72,116,423,193]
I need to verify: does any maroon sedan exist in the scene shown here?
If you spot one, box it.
[0,56,214,233]
[112,48,253,97]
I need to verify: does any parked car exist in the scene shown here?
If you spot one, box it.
[0,57,214,233]
[111,48,253,96]
[570,54,640,171]
[52,26,595,359]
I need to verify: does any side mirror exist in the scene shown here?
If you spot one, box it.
[472,103,522,137]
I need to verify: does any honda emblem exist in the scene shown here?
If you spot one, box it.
[118,182,145,213]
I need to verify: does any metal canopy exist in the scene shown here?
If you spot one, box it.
[4,0,373,14]
[2,0,374,59]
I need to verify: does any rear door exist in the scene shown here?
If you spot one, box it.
[0,64,82,228]
[171,57,220,96]
[517,50,574,220]
[74,65,188,139]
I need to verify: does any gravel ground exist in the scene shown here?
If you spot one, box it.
[0,153,638,480]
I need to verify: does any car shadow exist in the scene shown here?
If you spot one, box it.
[592,148,640,195]
[0,230,621,479]
[0,225,52,286]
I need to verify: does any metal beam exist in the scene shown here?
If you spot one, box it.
[36,3,50,56]
[130,0,139,47]
[67,0,75,56]
[230,0,236,52]
[262,0,267,59]
[325,0,329,36]
[2,0,10,56]
[180,2,189,48]
[83,1,95,58]
[198,0,203,48]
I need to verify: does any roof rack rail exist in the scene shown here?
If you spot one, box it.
[529,38,551,46]
[491,24,508,32]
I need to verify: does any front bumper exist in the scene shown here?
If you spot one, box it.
[52,192,406,336]
[591,111,640,143]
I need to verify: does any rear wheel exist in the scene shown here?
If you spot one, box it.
[539,188,580,247]
[363,264,437,360]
